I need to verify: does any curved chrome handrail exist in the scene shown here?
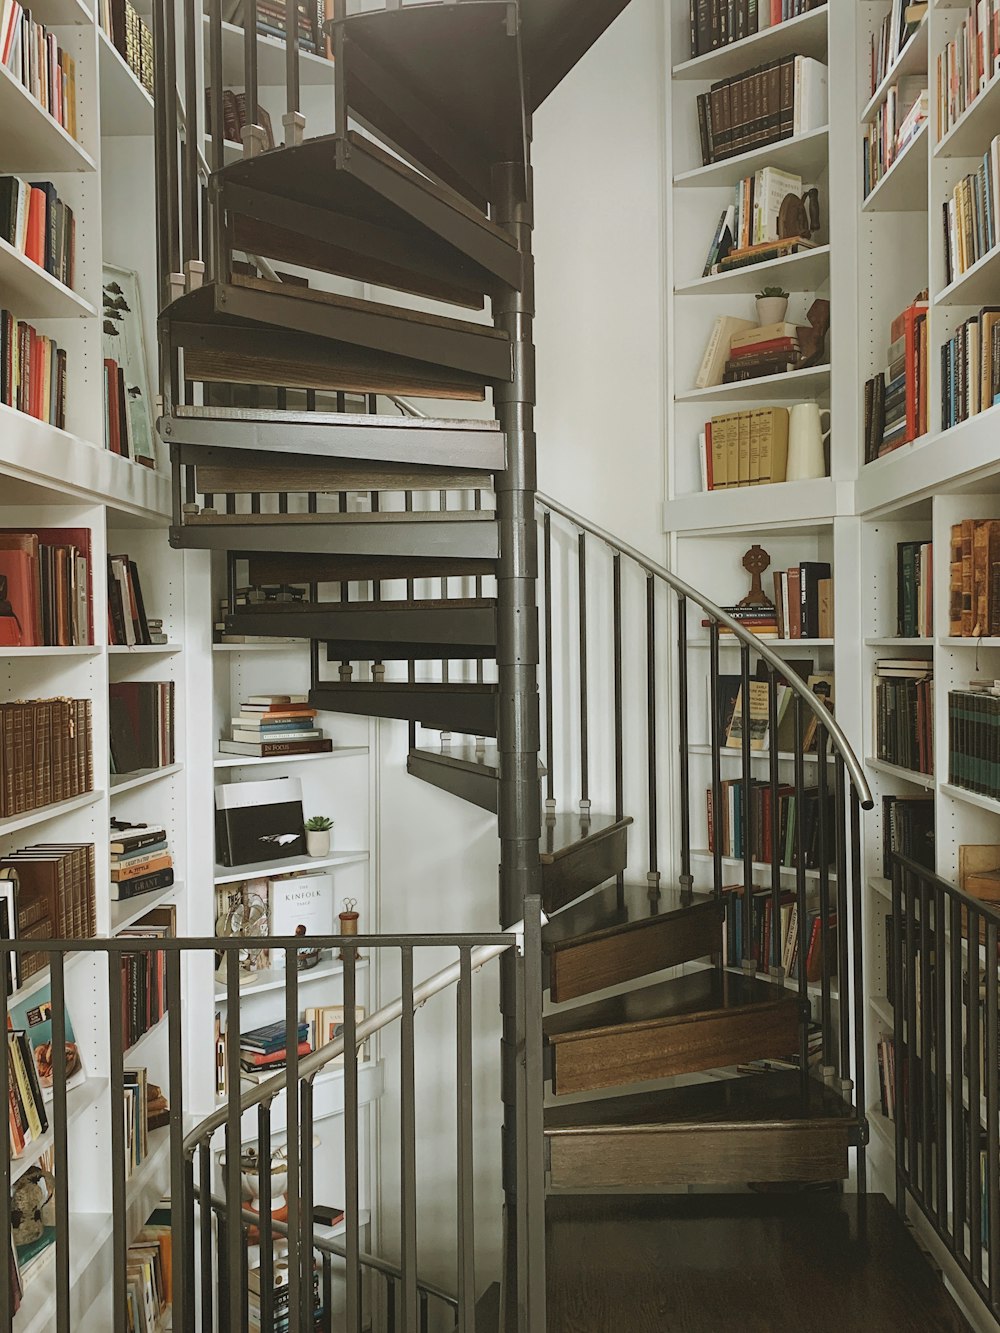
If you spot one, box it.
[535,490,873,810]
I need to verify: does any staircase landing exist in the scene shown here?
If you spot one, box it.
[545,1193,971,1333]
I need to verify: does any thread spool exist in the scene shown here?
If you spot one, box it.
[338,898,362,960]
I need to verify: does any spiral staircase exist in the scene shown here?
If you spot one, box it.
[154,2,974,1329]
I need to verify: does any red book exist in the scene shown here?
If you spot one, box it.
[729,337,798,359]
[29,330,41,420]
[705,420,714,490]
[104,358,120,453]
[0,550,36,645]
[242,1041,311,1067]
[24,188,45,266]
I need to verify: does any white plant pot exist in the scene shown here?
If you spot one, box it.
[756,296,788,326]
[305,829,331,858]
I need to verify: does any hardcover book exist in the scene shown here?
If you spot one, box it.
[215,777,306,867]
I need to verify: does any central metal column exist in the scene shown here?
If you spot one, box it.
[492,146,545,1331]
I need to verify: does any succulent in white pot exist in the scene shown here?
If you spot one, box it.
[305,815,333,857]
[755,286,789,326]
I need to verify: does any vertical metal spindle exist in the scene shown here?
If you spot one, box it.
[951,894,966,1254]
[258,1100,274,1333]
[816,727,833,1071]
[543,511,554,811]
[181,0,199,268]
[740,641,754,968]
[709,621,724,910]
[405,492,416,692]
[767,667,781,974]
[226,948,244,1332]
[850,792,866,1193]
[108,954,128,1330]
[578,532,589,813]
[322,1253,332,1333]
[386,1276,397,1333]
[401,948,418,1331]
[344,949,361,1333]
[613,552,624,905]
[456,948,475,1332]
[919,877,933,1200]
[208,0,223,171]
[162,0,180,278]
[199,1142,214,1332]
[50,952,70,1332]
[0,953,7,1330]
[835,758,850,1085]
[166,950,186,1323]
[986,919,999,1300]
[244,0,259,125]
[419,1291,429,1333]
[793,700,808,1077]
[300,1078,315,1331]
[892,861,907,1215]
[285,0,300,122]
[969,905,983,1281]
[474,491,484,688]
[905,872,920,1202]
[284,948,302,1330]
[676,595,692,902]
[645,575,659,889]
[935,887,949,1226]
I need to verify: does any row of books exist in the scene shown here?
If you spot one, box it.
[118,908,172,1052]
[700,405,791,489]
[869,0,925,97]
[948,685,1000,798]
[5,1031,47,1159]
[701,166,815,275]
[111,821,175,904]
[0,2,77,138]
[220,692,332,760]
[873,659,934,775]
[723,885,836,980]
[97,0,154,97]
[716,667,833,753]
[249,1261,324,1333]
[942,308,1000,431]
[942,138,1000,288]
[896,539,933,639]
[862,78,927,200]
[0,310,68,430]
[0,698,93,819]
[0,844,96,989]
[0,528,91,647]
[949,518,1000,638]
[0,176,75,291]
[706,779,836,869]
[881,793,934,877]
[862,298,928,462]
[875,1032,906,1124]
[695,55,828,167]
[772,562,832,640]
[104,356,148,461]
[109,554,164,646]
[205,88,276,150]
[696,315,802,390]
[126,1214,172,1333]
[936,0,1000,142]
[256,0,319,52]
[109,681,175,776]
[688,0,824,59]
[239,1019,311,1077]
[123,1065,169,1181]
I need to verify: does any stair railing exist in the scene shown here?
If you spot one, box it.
[534,491,874,1186]
[887,854,1000,1323]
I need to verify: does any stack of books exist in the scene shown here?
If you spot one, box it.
[221,693,333,759]
[118,907,173,1050]
[0,527,92,646]
[696,56,828,167]
[126,1218,172,1331]
[942,137,1000,288]
[0,5,77,136]
[869,1,926,97]
[700,406,790,490]
[723,321,800,383]
[0,177,75,290]
[874,658,934,774]
[723,885,836,980]
[941,307,1000,429]
[98,0,154,96]
[110,821,175,903]
[863,298,928,460]
[249,1262,324,1332]
[936,0,1000,141]
[255,0,318,52]
[863,78,927,199]
[948,683,1000,797]
[0,701,93,815]
[688,0,825,59]
[950,519,1000,637]
[0,311,68,428]
[5,1033,48,1158]
[701,167,817,276]
[108,553,162,646]
[705,603,780,638]
[771,560,833,639]
[108,680,175,774]
[896,539,932,638]
[239,1019,312,1080]
[0,845,97,981]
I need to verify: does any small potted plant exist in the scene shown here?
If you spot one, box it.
[304,815,333,858]
[755,285,789,326]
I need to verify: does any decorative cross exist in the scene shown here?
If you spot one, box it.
[738,544,774,609]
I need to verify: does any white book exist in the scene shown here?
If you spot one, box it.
[694,315,756,389]
[698,431,708,492]
[754,167,802,245]
[793,57,828,136]
[269,873,336,966]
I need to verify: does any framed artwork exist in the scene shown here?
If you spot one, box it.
[102,263,156,467]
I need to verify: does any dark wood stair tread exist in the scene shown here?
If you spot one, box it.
[311,680,498,736]
[538,812,633,865]
[545,1193,972,1332]
[182,509,497,526]
[544,1071,857,1135]
[521,0,634,111]
[543,971,796,1044]
[542,880,719,950]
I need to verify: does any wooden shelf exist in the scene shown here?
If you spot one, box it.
[869,876,892,904]
[0,65,96,174]
[675,244,831,297]
[108,643,183,655]
[0,789,101,838]
[110,880,178,934]
[109,762,183,795]
[869,994,894,1028]
[935,64,1000,158]
[691,849,837,882]
[672,6,828,80]
[860,15,929,123]
[862,124,928,214]
[1,645,101,658]
[865,758,935,788]
[663,476,846,533]
[216,954,370,1003]
[675,363,831,404]
[939,636,1000,647]
[0,237,95,319]
[214,745,368,769]
[11,1077,108,1186]
[213,641,309,652]
[98,29,153,136]
[864,637,932,648]
[211,16,335,86]
[674,127,830,190]
[935,241,1000,307]
[214,849,369,886]
[857,403,1000,517]
[687,637,835,649]
[939,782,1000,815]
[689,743,833,764]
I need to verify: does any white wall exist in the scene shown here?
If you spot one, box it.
[373,0,668,1301]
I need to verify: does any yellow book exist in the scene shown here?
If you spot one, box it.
[748,410,761,483]
[737,411,751,486]
[10,1035,42,1143]
[724,414,740,488]
[710,414,729,488]
[755,406,790,483]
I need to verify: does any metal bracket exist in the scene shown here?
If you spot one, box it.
[282,110,306,147]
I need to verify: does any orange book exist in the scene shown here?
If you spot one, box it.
[23,187,45,266]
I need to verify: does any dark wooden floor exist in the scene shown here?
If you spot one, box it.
[545,1193,972,1332]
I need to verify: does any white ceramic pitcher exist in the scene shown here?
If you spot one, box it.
[786,403,831,481]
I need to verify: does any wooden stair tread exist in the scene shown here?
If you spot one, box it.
[409,741,502,776]
[316,682,497,697]
[544,1072,857,1134]
[545,1194,972,1332]
[521,0,633,111]
[542,880,719,950]
[543,972,797,1045]
[538,812,633,865]
[240,597,496,615]
[183,509,496,526]
[244,552,497,583]
[171,404,502,432]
